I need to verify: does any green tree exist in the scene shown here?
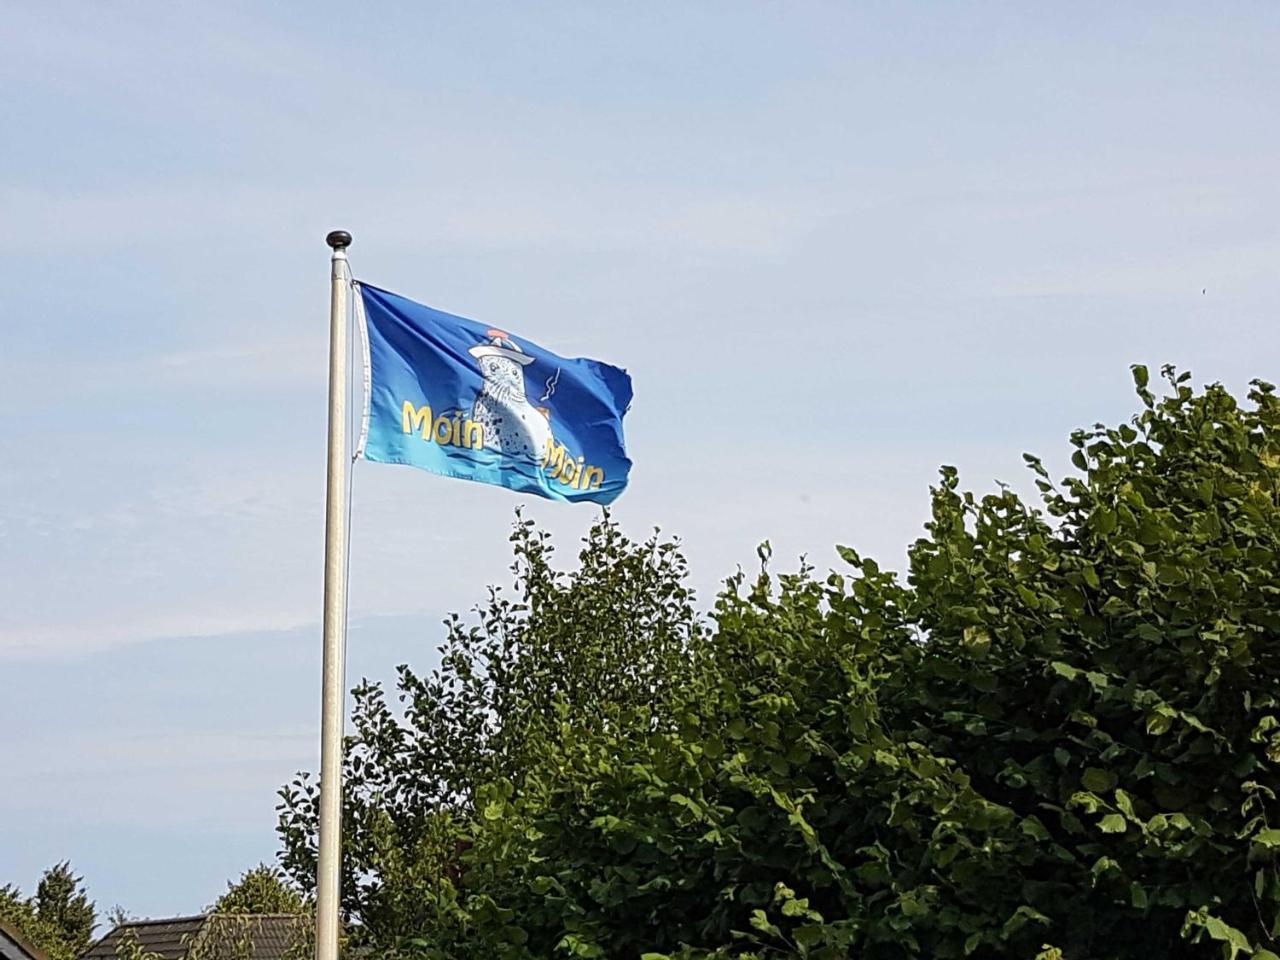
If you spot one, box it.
[212,864,306,915]
[281,369,1280,959]
[0,884,51,952]
[1,863,97,960]
[36,861,96,955]
[473,369,1279,959]
[276,513,701,951]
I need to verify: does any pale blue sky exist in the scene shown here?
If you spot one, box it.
[2,0,1278,922]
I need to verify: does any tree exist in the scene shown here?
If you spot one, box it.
[470,368,1278,959]
[0,884,49,950]
[1,863,97,960]
[212,864,306,915]
[276,513,701,950]
[36,862,96,954]
[280,369,1280,959]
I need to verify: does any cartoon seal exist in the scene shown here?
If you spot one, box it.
[468,329,553,461]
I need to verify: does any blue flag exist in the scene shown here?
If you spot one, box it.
[357,283,632,504]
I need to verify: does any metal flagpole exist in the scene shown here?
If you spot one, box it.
[316,229,353,960]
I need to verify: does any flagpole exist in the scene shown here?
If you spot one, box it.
[316,229,352,960]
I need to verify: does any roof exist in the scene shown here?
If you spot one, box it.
[0,918,51,960]
[79,915,305,960]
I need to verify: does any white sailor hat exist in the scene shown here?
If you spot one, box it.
[468,328,534,366]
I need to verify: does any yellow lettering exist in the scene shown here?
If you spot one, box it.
[433,415,452,444]
[402,401,433,438]
[463,420,483,448]
[540,441,604,491]
[544,442,568,474]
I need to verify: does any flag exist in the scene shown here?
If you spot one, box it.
[357,283,633,504]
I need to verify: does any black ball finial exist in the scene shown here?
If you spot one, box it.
[326,230,353,250]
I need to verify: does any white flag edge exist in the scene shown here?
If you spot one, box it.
[352,281,372,460]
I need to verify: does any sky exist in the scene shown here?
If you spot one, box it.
[2,0,1279,923]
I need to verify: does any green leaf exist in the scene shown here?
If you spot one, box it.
[793,925,825,948]
[1091,856,1120,880]
[1050,661,1080,680]
[1082,768,1118,793]
[962,626,991,655]
[749,909,781,938]
[1147,707,1175,736]
[1253,828,1280,848]
[1020,816,1051,841]
[1001,905,1050,937]
[780,896,812,917]
[1094,508,1118,535]
[1099,814,1127,834]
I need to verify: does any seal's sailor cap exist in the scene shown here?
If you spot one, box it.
[469,329,534,366]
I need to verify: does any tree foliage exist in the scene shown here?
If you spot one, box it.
[279,368,1280,959]
[112,928,165,960]
[277,516,701,948]
[211,864,306,916]
[1,862,96,960]
[111,915,312,960]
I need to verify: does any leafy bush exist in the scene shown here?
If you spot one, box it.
[280,368,1280,959]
